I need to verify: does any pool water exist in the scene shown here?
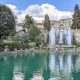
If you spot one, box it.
[0,52,80,80]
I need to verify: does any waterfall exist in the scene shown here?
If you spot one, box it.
[49,27,55,48]
[49,27,72,48]
[58,31,63,44]
[66,27,72,46]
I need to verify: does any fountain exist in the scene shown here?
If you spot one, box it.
[66,27,72,46]
[58,30,63,47]
[49,26,72,48]
[49,27,55,48]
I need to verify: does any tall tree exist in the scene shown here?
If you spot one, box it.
[72,4,80,29]
[24,14,41,42]
[23,15,34,29]
[0,4,15,39]
[44,14,50,31]
[44,14,50,45]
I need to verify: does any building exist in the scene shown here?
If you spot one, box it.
[15,23,28,36]
[15,29,26,36]
[36,18,73,30]
[36,18,73,46]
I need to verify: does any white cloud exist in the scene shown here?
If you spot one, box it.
[6,3,73,23]
[26,4,73,21]
[6,4,19,15]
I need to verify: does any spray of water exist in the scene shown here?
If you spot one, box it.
[49,27,72,48]
[58,31,63,44]
[49,27,55,48]
[66,27,72,46]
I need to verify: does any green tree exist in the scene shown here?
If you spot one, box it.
[29,26,41,42]
[23,15,34,29]
[0,4,15,39]
[35,33,44,47]
[44,14,50,31]
[13,32,29,43]
[72,33,77,45]
[44,14,50,45]
[72,4,80,29]
[23,33,29,43]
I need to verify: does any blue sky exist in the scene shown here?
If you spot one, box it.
[0,0,80,11]
[0,0,79,23]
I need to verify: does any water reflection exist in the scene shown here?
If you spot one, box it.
[67,54,73,73]
[13,73,24,80]
[0,52,80,80]
[13,57,24,80]
[49,52,55,72]
[59,55,63,70]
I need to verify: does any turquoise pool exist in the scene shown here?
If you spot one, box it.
[0,52,80,80]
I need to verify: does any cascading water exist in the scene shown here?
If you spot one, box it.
[58,31,63,44]
[49,26,72,48]
[49,27,55,48]
[66,27,72,46]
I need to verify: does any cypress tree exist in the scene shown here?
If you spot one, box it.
[44,14,50,45]
[44,14,50,31]
[72,4,80,29]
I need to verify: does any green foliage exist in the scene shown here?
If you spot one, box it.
[22,33,29,43]
[0,4,15,39]
[23,15,34,29]
[35,33,44,47]
[0,41,29,51]
[13,33,29,43]
[44,14,50,45]
[4,42,28,50]
[44,14,50,31]
[72,33,77,45]
[72,4,80,29]
[29,26,41,41]
[28,42,36,48]
[13,35,24,42]
[0,42,4,51]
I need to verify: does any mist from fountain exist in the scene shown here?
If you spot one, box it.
[49,27,55,48]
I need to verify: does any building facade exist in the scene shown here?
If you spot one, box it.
[36,18,73,30]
